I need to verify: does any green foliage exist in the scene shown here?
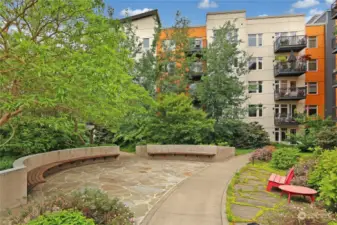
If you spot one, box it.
[309,150,337,212]
[291,156,317,187]
[196,22,249,120]
[0,156,15,170]
[316,127,337,150]
[8,188,134,225]
[290,116,336,152]
[0,122,82,158]
[214,119,270,149]
[145,94,215,144]
[27,211,95,225]
[270,148,300,170]
[0,0,153,133]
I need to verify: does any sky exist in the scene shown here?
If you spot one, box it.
[108,0,334,27]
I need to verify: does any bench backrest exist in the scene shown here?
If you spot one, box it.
[285,167,295,184]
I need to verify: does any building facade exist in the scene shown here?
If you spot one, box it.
[207,11,306,142]
[306,9,336,120]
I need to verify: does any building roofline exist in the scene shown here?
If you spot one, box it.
[120,9,161,25]
[207,10,246,16]
[247,14,305,20]
[162,25,206,29]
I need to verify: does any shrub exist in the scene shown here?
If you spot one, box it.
[7,189,134,225]
[27,210,95,225]
[0,156,16,170]
[309,150,337,212]
[0,122,82,157]
[214,119,270,149]
[249,148,272,162]
[270,148,300,170]
[144,94,215,145]
[260,204,337,225]
[316,127,337,150]
[291,157,317,187]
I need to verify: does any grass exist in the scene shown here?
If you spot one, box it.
[235,148,255,156]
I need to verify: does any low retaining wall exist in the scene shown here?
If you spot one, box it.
[136,145,235,162]
[0,146,120,211]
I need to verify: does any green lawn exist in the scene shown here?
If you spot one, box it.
[235,148,255,156]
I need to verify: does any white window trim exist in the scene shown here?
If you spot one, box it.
[307,36,318,48]
[248,57,263,71]
[306,105,318,116]
[248,81,263,94]
[307,59,318,72]
[248,104,263,117]
[143,38,151,51]
[248,34,263,47]
[306,82,318,95]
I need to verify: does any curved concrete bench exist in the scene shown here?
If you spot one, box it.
[0,146,120,211]
[136,145,235,162]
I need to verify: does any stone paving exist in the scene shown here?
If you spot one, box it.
[227,165,285,224]
[29,154,209,224]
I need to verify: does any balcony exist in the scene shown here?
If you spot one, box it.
[274,87,306,101]
[274,114,299,126]
[189,62,204,80]
[331,0,337,20]
[186,38,203,56]
[332,37,337,54]
[274,35,306,53]
[274,61,306,77]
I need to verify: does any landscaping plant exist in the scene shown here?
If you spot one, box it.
[249,148,273,162]
[7,189,134,225]
[291,156,317,187]
[309,149,337,212]
[270,147,300,170]
[27,210,95,225]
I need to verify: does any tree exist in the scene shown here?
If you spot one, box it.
[196,22,249,120]
[0,0,153,134]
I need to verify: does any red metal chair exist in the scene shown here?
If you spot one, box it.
[266,167,294,192]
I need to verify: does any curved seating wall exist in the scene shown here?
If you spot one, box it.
[0,146,119,211]
[136,145,235,162]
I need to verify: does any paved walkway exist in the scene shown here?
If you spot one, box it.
[142,154,251,225]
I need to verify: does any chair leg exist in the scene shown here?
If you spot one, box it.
[266,182,272,191]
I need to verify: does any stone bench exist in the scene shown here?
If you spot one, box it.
[136,145,235,162]
[0,146,120,211]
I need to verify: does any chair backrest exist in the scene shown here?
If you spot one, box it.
[285,167,295,184]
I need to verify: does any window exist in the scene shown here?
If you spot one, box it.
[191,62,203,73]
[143,38,150,50]
[306,82,317,94]
[233,58,238,67]
[275,128,293,142]
[248,34,262,47]
[258,57,263,69]
[166,62,176,75]
[163,40,175,51]
[258,34,263,46]
[248,57,262,70]
[248,81,263,93]
[192,38,202,49]
[248,104,263,117]
[308,36,317,48]
[306,105,318,116]
[307,59,317,71]
[248,34,257,46]
[249,57,256,70]
[226,29,239,43]
[213,29,219,38]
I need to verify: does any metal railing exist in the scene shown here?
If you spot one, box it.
[274,61,306,76]
[274,114,299,126]
[332,37,337,53]
[274,87,306,100]
[331,0,337,19]
[274,35,306,52]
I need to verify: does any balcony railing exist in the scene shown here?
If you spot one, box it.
[274,62,306,77]
[331,0,337,20]
[274,114,299,126]
[274,35,307,53]
[186,39,203,56]
[274,87,306,101]
[189,62,204,80]
[332,37,337,54]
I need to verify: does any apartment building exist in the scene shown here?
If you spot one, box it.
[123,10,309,142]
[120,10,160,59]
[331,1,337,119]
[305,11,337,119]
[207,11,306,142]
